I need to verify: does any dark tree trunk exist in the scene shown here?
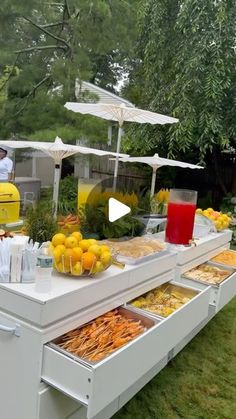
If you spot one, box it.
[213,149,227,196]
[232,165,236,196]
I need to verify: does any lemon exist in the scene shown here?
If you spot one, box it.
[53,247,64,263]
[57,243,66,251]
[62,248,77,268]
[88,244,102,257]
[71,231,83,242]
[215,221,223,231]
[56,261,70,273]
[51,233,66,247]
[78,239,91,252]
[195,208,202,214]
[99,244,110,253]
[203,210,210,217]
[64,236,78,248]
[87,238,97,246]
[100,251,112,267]
[71,261,83,276]
[221,221,229,230]
[91,261,104,274]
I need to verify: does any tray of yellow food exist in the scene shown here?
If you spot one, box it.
[48,307,154,365]
[129,283,197,317]
[183,263,233,286]
[103,236,167,265]
[210,250,236,269]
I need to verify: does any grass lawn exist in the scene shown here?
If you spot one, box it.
[113,297,236,419]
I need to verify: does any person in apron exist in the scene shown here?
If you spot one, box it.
[0,148,14,182]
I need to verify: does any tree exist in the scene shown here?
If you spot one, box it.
[0,0,139,139]
[124,0,236,170]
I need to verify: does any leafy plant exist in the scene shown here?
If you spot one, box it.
[80,201,144,240]
[40,176,78,216]
[57,175,78,215]
[25,201,58,243]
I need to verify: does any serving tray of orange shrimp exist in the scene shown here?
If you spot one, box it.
[49,308,155,365]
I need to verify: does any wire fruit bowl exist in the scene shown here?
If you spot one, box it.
[53,249,112,278]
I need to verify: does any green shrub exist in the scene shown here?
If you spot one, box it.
[25,201,58,243]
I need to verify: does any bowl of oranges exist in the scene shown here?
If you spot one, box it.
[49,232,112,277]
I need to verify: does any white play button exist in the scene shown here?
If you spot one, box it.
[108,198,131,222]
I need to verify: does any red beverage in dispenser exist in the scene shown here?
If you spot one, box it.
[165,189,197,245]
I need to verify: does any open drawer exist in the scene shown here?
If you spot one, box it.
[42,308,160,419]
[126,281,211,345]
[177,262,236,312]
[42,285,210,419]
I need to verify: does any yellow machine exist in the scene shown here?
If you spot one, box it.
[0,182,20,224]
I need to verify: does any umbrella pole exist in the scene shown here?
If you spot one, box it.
[53,162,61,218]
[150,167,157,198]
[112,126,123,191]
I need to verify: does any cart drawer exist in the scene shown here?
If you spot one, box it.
[176,265,236,313]
[42,309,160,419]
[42,287,210,418]
[37,382,83,419]
[215,270,236,311]
[127,281,211,347]
[174,231,232,266]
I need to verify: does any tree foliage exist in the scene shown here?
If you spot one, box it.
[124,0,236,162]
[0,0,139,140]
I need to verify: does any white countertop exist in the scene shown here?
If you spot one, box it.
[0,231,232,327]
[0,264,131,303]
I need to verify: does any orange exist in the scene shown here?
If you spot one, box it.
[62,248,77,267]
[51,233,66,247]
[64,236,78,248]
[81,252,97,271]
[71,231,83,242]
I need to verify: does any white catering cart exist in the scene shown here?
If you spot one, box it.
[0,230,235,419]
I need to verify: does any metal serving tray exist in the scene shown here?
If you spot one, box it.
[176,262,236,312]
[47,307,157,368]
[126,282,199,319]
[209,249,236,270]
[115,249,170,265]
[42,284,210,418]
[42,307,163,418]
[104,236,168,265]
[182,262,234,288]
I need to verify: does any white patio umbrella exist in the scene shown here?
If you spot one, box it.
[113,154,204,197]
[64,102,179,190]
[0,137,129,216]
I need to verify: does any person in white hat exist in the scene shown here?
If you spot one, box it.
[0,147,14,181]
